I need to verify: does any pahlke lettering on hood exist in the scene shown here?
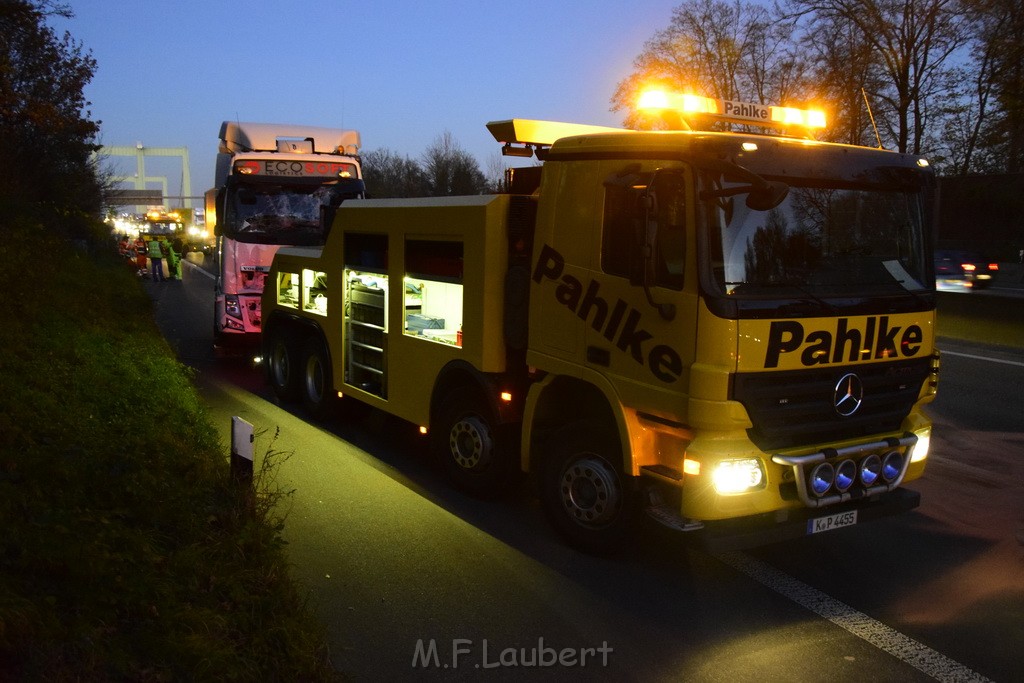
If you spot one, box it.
[764,317,924,368]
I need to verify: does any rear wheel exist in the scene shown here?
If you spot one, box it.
[267,329,300,402]
[432,392,515,497]
[539,420,637,554]
[301,337,335,420]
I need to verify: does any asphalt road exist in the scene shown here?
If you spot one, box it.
[146,258,1023,682]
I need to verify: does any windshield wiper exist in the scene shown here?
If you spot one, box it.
[731,279,839,313]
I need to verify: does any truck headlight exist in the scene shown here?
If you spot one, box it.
[712,458,765,495]
[225,295,242,319]
[910,430,930,462]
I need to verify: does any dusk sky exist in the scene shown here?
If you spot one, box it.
[53,1,683,207]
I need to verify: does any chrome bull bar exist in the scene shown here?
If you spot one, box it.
[772,433,918,508]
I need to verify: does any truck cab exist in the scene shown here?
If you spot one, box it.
[508,118,936,550]
[206,122,364,347]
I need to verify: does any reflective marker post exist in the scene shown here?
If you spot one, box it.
[231,416,254,486]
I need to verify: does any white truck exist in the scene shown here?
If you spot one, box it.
[205,122,365,347]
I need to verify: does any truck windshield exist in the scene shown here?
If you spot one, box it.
[223,182,331,246]
[702,174,930,300]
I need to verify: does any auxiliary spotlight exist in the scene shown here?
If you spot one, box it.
[859,454,882,487]
[881,451,904,483]
[809,462,835,497]
[834,459,857,493]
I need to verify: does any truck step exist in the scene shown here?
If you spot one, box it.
[644,504,704,533]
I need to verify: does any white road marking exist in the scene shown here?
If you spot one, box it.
[716,551,993,683]
[184,258,216,280]
[940,350,1024,368]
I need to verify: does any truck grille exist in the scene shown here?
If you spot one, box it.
[732,358,931,452]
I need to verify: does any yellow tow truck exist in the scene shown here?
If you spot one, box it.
[261,92,938,552]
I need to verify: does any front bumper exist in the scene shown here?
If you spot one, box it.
[686,486,920,553]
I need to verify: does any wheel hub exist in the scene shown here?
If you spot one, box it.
[449,417,492,470]
[559,457,621,527]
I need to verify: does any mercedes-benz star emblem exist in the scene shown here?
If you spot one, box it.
[833,373,864,417]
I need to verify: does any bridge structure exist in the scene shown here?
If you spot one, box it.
[99,144,193,212]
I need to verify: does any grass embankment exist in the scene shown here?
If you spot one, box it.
[0,213,338,680]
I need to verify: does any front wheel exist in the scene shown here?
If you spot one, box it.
[266,329,300,402]
[539,421,637,554]
[301,337,335,420]
[432,393,515,497]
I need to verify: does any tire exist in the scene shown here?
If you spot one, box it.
[301,336,335,420]
[539,420,637,554]
[267,329,300,402]
[432,392,515,497]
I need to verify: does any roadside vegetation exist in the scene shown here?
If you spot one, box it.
[1,5,340,675]
[0,202,339,680]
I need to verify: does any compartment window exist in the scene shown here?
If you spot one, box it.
[302,269,327,315]
[277,271,299,308]
[404,239,463,347]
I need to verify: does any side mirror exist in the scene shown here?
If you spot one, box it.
[332,178,366,205]
[746,180,789,211]
[631,188,675,321]
[238,187,257,205]
[320,179,366,238]
[204,188,220,237]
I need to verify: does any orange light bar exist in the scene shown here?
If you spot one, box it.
[637,88,671,110]
[679,94,719,115]
[770,106,826,129]
[638,89,718,116]
[638,87,827,130]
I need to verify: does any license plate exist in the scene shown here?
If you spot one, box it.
[807,509,858,535]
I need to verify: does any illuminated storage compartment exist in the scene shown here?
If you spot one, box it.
[343,232,388,399]
[402,239,464,347]
[345,277,387,398]
[302,269,327,316]
[277,272,299,309]
[403,277,463,346]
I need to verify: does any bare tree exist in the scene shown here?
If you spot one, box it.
[483,151,508,194]
[964,0,1024,173]
[421,131,487,196]
[361,148,429,198]
[787,0,969,155]
[745,10,812,106]
[799,14,884,145]
[610,0,805,129]
[930,56,998,173]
